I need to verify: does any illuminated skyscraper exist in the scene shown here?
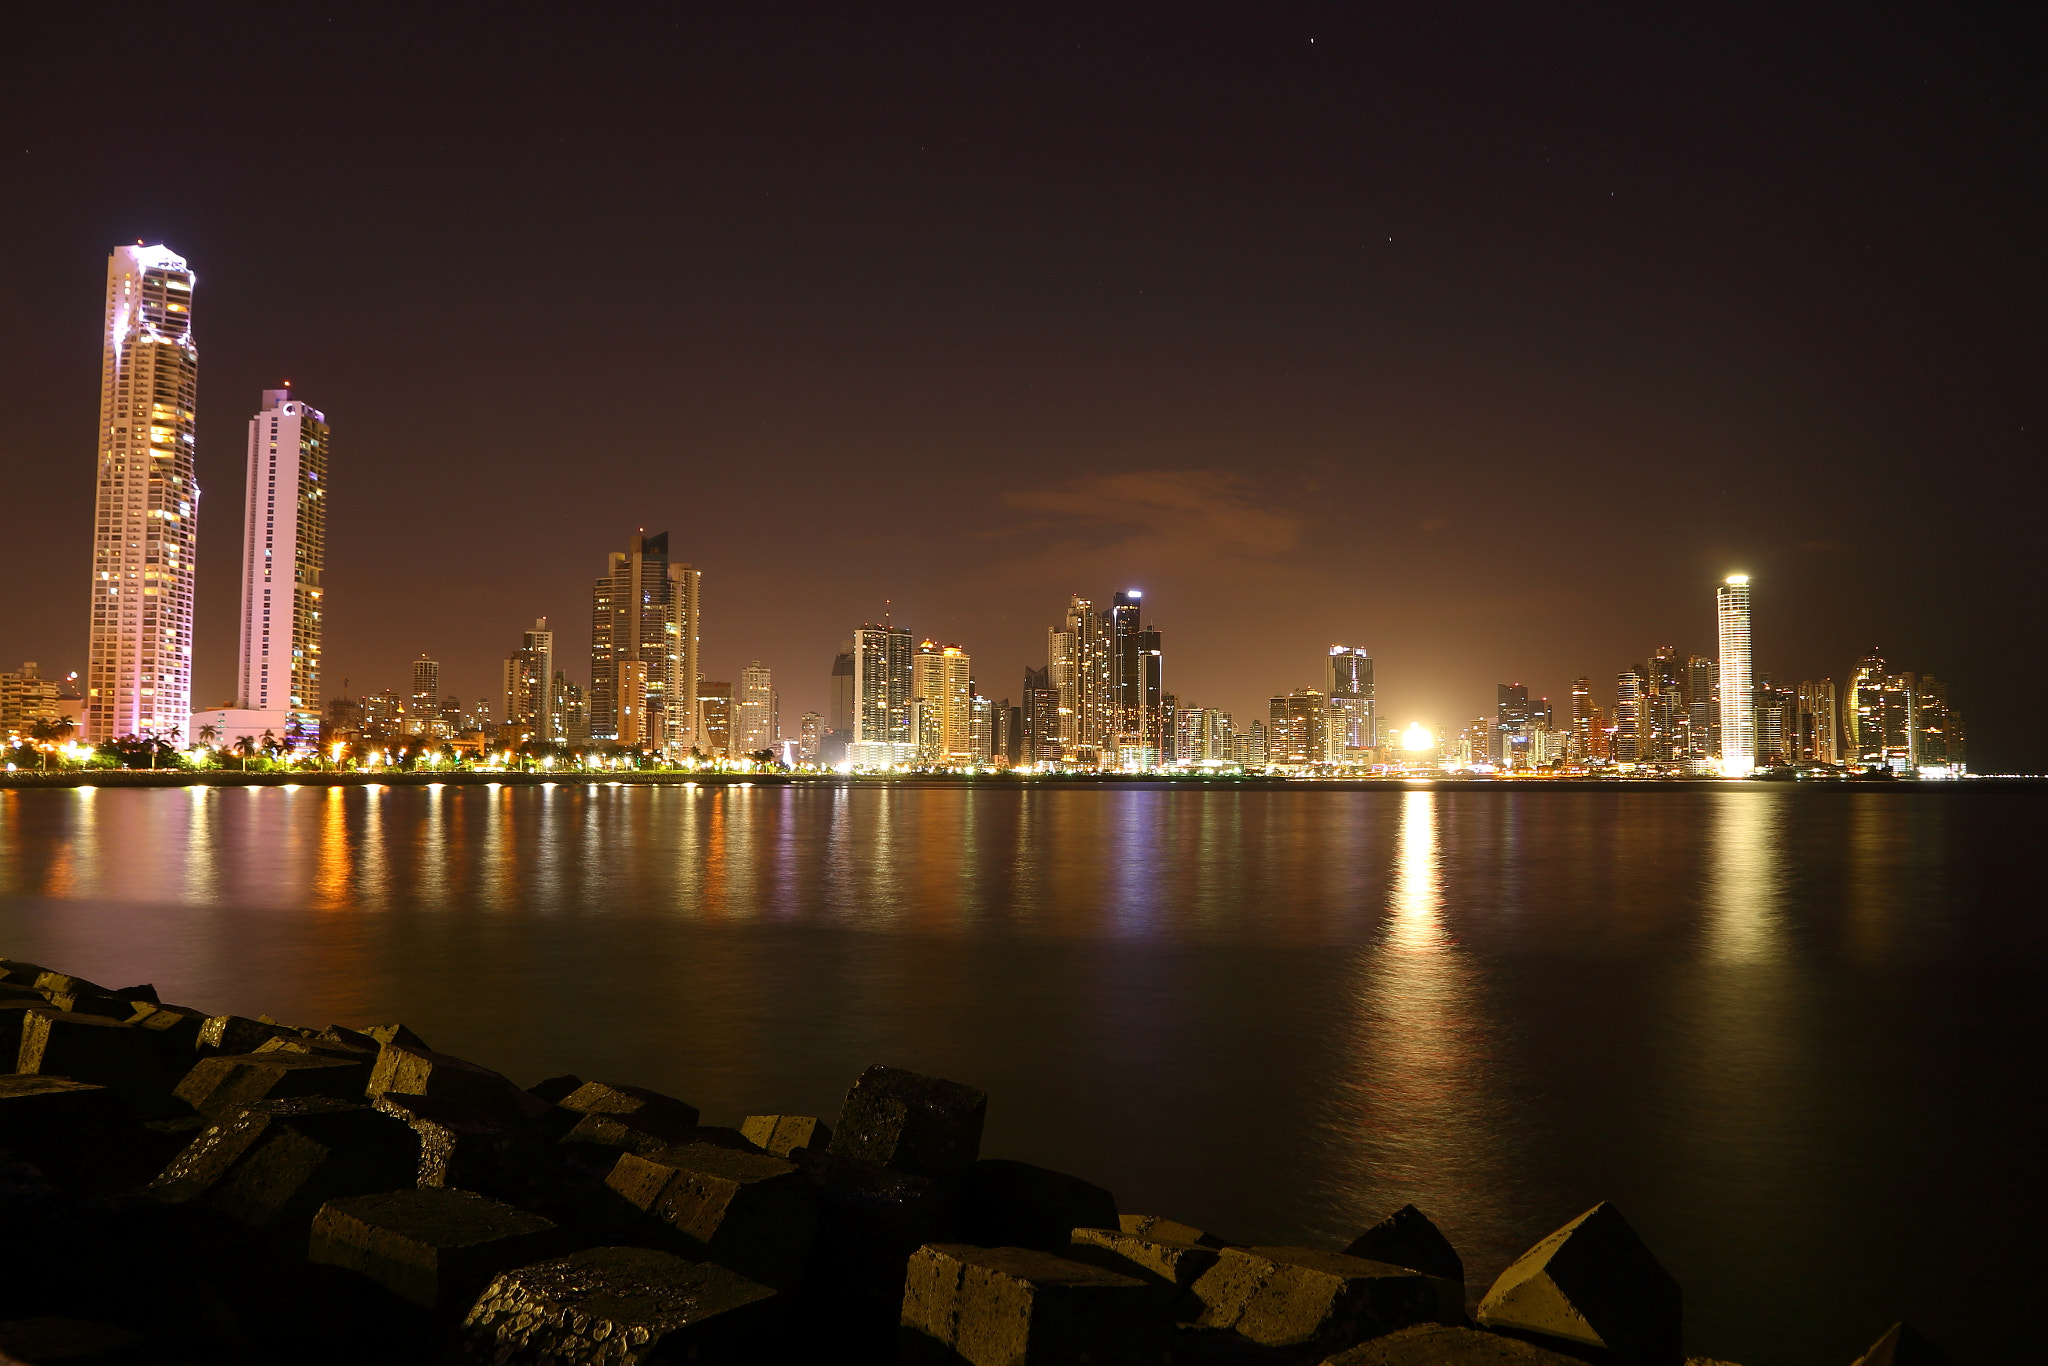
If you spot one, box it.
[1325,646,1374,761]
[737,662,774,755]
[230,388,326,744]
[912,641,973,765]
[1795,679,1838,764]
[1716,575,1755,776]
[591,532,699,754]
[503,619,554,742]
[850,623,914,765]
[85,244,200,742]
[1613,668,1643,763]
[1569,676,1594,760]
[410,655,440,732]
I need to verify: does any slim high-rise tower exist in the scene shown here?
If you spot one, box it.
[85,244,200,742]
[233,388,327,742]
[1716,575,1755,776]
[591,532,699,755]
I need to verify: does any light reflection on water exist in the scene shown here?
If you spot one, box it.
[0,781,2039,1365]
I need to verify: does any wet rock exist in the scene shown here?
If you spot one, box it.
[16,1012,171,1105]
[112,984,159,1006]
[828,1064,986,1186]
[360,1023,430,1050]
[31,972,112,1000]
[0,1002,56,1063]
[1849,1322,1951,1366]
[1189,1246,1438,1359]
[256,1033,376,1060]
[559,1110,754,1159]
[792,1152,957,1347]
[1068,1225,1222,1300]
[527,1074,584,1105]
[372,1092,553,1198]
[899,1242,1157,1366]
[957,1156,1119,1253]
[1476,1204,1681,1366]
[317,1024,380,1052]
[1121,1212,1229,1246]
[0,960,49,986]
[174,1051,374,1118]
[0,1075,125,1167]
[36,992,131,1020]
[150,1097,421,1242]
[0,1317,148,1365]
[740,1113,830,1157]
[367,1044,532,1119]
[309,1186,562,1310]
[1324,1322,1594,1364]
[197,1014,297,1056]
[125,1005,205,1063]
[606,1142,818,1290]
[1345,1205,1466,1325]
[557,1080,701,1126]
[459,1245,778,1363]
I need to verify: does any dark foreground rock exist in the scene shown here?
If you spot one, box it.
[1475,1204,1682,1366]
[459,1246,778,1363]
[0,956,1951,1364]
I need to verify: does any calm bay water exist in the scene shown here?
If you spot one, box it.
[0,781,2038,1363]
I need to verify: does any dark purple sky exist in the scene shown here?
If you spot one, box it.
[4,5,2040,764]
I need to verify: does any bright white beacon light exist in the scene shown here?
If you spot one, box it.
[1726,574,1749,585]
[1128,589,1141,597]
[1401,722,1434,752]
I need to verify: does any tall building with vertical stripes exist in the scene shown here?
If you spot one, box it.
[85,244,200,742]
[1716,575,1755,776]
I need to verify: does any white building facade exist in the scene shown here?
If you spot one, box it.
[86,245,200,742]
[1716,575,1755,776]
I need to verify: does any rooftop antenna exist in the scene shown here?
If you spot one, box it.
[885,599,892,629]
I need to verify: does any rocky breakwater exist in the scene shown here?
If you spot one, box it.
[0,958,1951,1366]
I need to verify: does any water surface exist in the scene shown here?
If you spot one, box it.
[0,782,2037,1364]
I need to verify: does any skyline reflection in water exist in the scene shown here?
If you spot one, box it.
[0,781,2040,1365]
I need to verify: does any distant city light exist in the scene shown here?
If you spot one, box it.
[1401,723,1433,752]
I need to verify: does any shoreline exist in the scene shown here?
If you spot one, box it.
[0,769,2033,792]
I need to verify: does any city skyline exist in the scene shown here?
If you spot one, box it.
[3,10,2035,766]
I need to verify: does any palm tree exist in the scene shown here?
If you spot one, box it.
[29,717,74,771]
[236,735,257,772]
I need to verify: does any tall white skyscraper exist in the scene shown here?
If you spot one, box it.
[1717,575,1755,776]
[85,244,200,742]
[736,661,774,754]
[232,387,327,744]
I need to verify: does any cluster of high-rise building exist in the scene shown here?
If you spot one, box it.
[1441,579,1968,778]
[18,244,1970,778]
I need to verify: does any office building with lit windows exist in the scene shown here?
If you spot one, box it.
[1716,575,1755,775]
[86,244,200,742]
[591,531,699,755]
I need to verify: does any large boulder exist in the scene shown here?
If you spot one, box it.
[557,1080,700,1127]
[900,1242,1157,1366]
[459,1246,778,1363]
[828,1065,986,1186]
[149,1097,421,1243]
[309,1186,562,1311]
[558,1110,755,1161]
[739,1113,830,1157]
[791,1153,957,1349]
[1067,1225,1222,1301]
[173,1051,373,1118]
[196,1014,298,1056]
[1475,1204,1681,1366]
[1324,1322,1597,1363]
[367,1044,533,1119]
[373,1092,552,1197]
[1345,1205,1466,1325]
[605,1142,817,1290]
[1189,1246,1438,1360]
[1120,1212,1228,1246]
[16,1011,172,1106]
[957,1157,1119,1253]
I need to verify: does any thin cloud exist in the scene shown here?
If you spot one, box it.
[999,470,1304,572]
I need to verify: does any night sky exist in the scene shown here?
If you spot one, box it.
[4,6,2040,766]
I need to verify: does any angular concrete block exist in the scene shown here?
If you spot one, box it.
[309,1186,561,1310]
[959,1157,1118,1252]
[174,1050,372,1117]
[1476,1204,1682,1366]
[0,959,49,985]
[1120,1212,1228,1246]
[359,1022,430,1050]
[373,1091,551,1196]
[196,1014,297,1056]
[16,1011,169,1103]
[1190,1246,1438,1356]
[126,1005,205,1061]
[794,1152,958,1339]
[527,1073,584,1105]
[32,971,113,999]
[1068,1225,1222,1297]
[899,1242,1156,1366]
[828,1064,986,1185]
[367,1044,529,1118]
[0,1074,125,1146]
[1325,1322,1595,1364]
[38,992,131,1020]
[606,1142,817,1290]
[740,1113,830,1157]
[255,1033,374,1060]
[0,1003,57,1064]
[560,1110,753,1157]
[150,1096,421,1240]
[461,1246,778,1363]
[1850,1321,1952,1366]
[1346,1204,1466,1325]
[558,1080,701,1126]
